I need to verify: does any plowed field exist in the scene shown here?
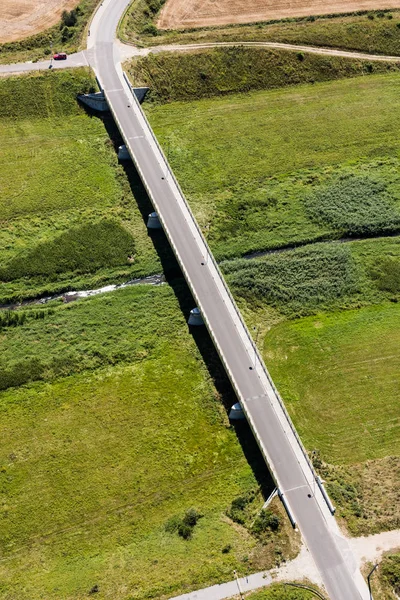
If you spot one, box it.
[157,0,400,30]
[0,0,78,43]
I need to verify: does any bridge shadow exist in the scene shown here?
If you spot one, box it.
[98,109,275,499]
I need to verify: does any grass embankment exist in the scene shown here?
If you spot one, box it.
[236,585,320,599]
[0,70,161,303]
[0,286,297,599]
[129,47,400,103]
[0,0,98,65]
[120,2,400,56]
[145,71,400,534]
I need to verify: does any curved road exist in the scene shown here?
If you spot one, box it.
[0,5,373,600]
[1,38,400,75]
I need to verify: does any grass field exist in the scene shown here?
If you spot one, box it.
[120,2,400,56]
[0,70,161,303]
[263,303,400,534]
[146,72,400,260]
[145,70,400,535]
[0,286,298,599]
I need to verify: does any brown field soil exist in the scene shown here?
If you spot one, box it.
[157,0,400,30]
[0,0,79,43]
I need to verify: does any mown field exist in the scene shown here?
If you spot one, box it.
[0,285,299,599]
[0,70,161,304]
[145,68,400,534]
[120,1,400,56]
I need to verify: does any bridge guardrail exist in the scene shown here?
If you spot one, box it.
[122,71,321,493]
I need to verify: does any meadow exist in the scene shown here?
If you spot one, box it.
[146,72,400,260]
[144,69,400,534]
[0,285,297,599]
[0,70,161,303]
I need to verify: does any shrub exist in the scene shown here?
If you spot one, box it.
[305,175,400,236]
[165,508,203,540]
[369,256,400,293]
[61,9,78,27]
[381,554,400,595]
[142,24,158,36]
[222,244,359,315]
[178,523,192,540]
[252,510,280,536]
[182,507,202,527]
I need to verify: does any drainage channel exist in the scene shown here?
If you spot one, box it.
[0,273,165,311]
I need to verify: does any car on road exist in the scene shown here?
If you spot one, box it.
[53,52,67,60]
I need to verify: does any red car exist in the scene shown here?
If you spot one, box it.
[53,52,67,60]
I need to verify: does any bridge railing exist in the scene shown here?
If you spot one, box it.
[122,71,319,491]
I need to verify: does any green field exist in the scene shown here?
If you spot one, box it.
[0,285,299,599]
[120,2,400,57]
[145,70,400,535]
[0,70,160,303]
[264,303,400,464]
[146,72,400,260]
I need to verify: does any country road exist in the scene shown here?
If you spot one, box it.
[1,38,400,76]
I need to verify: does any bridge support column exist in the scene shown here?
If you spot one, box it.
[147,212,162,230]
[188,307,204,326]
[229,402,245,420]
[118,144,131,160]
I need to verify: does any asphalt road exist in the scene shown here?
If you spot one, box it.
[89,2,370,598]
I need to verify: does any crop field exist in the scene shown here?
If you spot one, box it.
[157,0,400,30]
[0,70,160,304]
[0,286,298,599]
[0,0,99,65]
[122,0,400,56]
[0,0,77,43]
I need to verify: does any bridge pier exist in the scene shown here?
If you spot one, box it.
[229,402,245,420]
[188,307,204,326]
[147,212,162,229]
[118,144,131,160]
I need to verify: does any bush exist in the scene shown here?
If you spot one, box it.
[61,9,78,27]
[165,508,203,540]
[222,244,359,316]
[305,175,400,236]
[252,510,280,536]
[381,554,400,594]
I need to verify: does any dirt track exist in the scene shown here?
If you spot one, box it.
[0,0,79,43]
[157,0,400,30]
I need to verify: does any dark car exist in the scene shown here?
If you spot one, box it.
[53,52,67,60]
